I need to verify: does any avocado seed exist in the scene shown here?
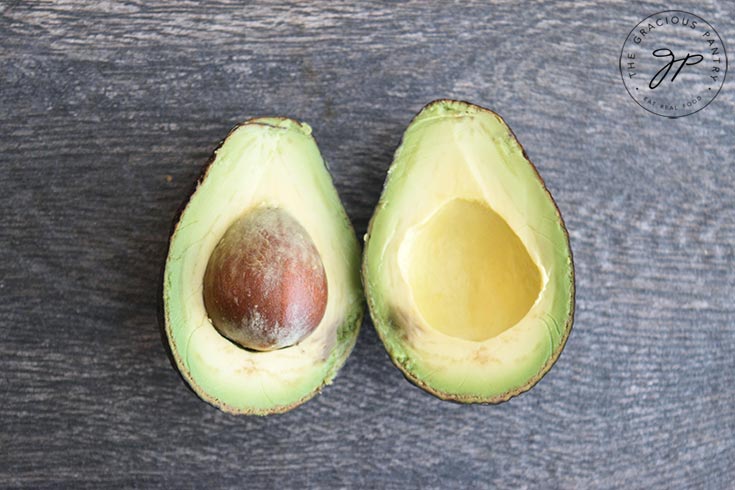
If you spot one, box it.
[203,207,328,351]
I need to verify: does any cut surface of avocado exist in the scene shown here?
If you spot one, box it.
[363,100,574,403]
[164,118,363,414]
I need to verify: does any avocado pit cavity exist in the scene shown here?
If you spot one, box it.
[203,206,328,351]
[399,198,542,341]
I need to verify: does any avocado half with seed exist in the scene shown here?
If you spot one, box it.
[164,117,363,415]
[363,100,575,403]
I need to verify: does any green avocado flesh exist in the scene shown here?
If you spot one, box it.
[363,100,574,403]
[164,118,363,414]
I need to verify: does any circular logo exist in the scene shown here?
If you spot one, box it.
[620,10,727,118]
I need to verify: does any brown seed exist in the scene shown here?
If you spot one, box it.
[203,207,328,351]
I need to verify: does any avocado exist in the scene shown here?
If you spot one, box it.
[363,100,574,403]
[164,117,363,415]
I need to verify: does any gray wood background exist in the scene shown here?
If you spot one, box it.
[1,1,733,488]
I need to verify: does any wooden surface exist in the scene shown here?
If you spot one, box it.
[1,1,734,488]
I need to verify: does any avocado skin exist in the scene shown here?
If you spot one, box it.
[362,99,575,404]
[163,117,364,415]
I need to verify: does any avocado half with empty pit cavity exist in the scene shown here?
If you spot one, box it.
[164,117,363,415]
[363,100,574,403]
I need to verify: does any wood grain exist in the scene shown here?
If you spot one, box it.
[1,1,733,488]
